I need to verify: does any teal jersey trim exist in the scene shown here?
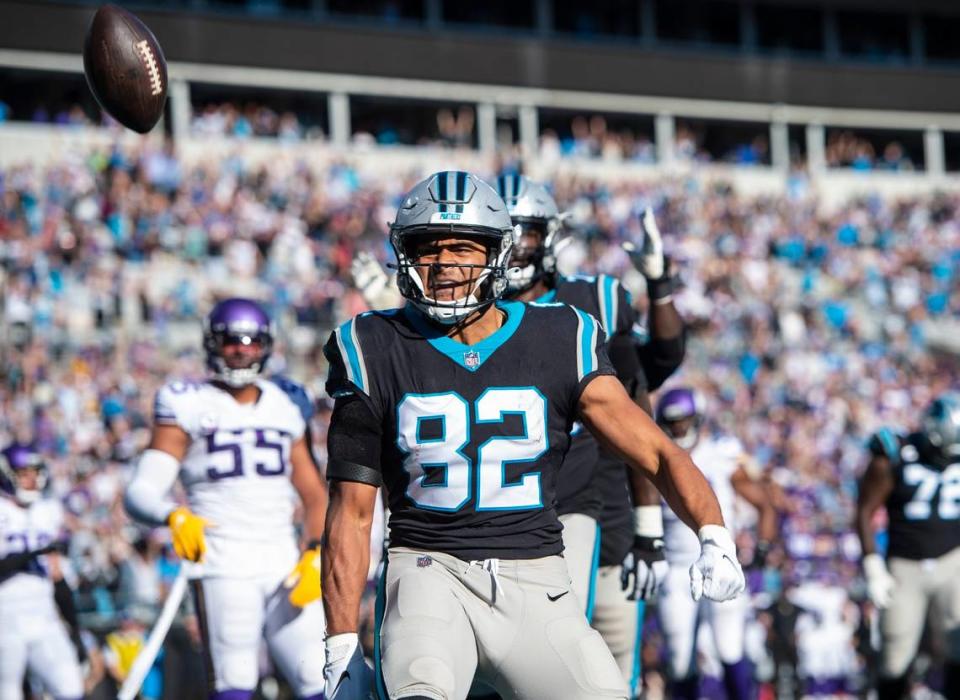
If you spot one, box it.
[373,555,388,700]
[403,300,525,372]
[534,289,557,303]
[629,600,647,697]
[574,308,598,379]
[598,274,618,337]
[335,318,368,393]
[876,427,900,463]
[585,523,601,622]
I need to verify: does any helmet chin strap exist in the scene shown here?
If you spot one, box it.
[410,265,495,326]
[505,264,537,293]
[673,425,699,450]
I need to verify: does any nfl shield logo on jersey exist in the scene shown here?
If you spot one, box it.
[417,555,433,568]
[464,351,480,369]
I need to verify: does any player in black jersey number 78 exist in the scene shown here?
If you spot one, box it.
[320,171,744,700]
[856,394,960,700]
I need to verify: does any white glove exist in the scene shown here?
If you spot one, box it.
[621,207,665,279]
[324,632,373,700]
[351,252,389,307]
[863,553,896,609]
[689,525,745,602]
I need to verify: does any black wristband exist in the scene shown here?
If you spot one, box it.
[306,539,323,551]
[646,274,675,301]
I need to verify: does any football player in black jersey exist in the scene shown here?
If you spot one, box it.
[320,171,743,700]
[496,175,684,696]
[856,395,960,700]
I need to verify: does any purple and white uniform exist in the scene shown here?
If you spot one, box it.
[152,377,326,698]
[0,496,83,700]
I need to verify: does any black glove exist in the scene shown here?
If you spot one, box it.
[620,535,668,601]
[748,540,771,570]
[37,539,68,555]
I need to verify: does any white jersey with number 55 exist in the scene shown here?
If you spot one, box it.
[154,379,306,575]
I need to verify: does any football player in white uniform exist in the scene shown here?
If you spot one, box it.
[0,443,84,700]
[124,298,328,700]
[654,388,776,700]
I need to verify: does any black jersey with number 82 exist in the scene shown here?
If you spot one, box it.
[323,301,614,561]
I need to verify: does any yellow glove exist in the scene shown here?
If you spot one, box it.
[167,507,209,562]
[286,548,322,608]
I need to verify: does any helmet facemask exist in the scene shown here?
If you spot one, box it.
[505,218,561,294]
[391,226,514,326]
[0,450,47,506]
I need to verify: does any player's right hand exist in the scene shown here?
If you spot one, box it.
[622,207,665,280]
[863,553,896,609]
[690,525,745,602]
[351,252,389,308]
[324,632,373,700]
[621,535,668,600]
[167,506,209,562]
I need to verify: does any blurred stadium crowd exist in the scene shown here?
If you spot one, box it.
[1,139,957,698]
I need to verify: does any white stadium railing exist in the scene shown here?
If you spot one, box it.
[3,48,960,207]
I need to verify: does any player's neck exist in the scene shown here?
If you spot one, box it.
[446,303,505,345]
[513,278,551,303]
[212,381,262,404]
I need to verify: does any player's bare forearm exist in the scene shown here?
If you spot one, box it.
[628,467,662,506]
[625,386,661,506]
[581,375,722,531]
[291,437,328,544]
[856,456,894,556]
[322,480,376,634]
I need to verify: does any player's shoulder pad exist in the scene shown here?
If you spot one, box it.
[715,435,745,459]
[324,309,401,399]
[523,301,605,379]
[269,375,314,422]
[592,273,629,337]
[154,379,205,426]
[36,496,65,526]
[867,427,901,464]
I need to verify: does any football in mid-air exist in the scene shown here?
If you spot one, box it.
[83,4,167,133]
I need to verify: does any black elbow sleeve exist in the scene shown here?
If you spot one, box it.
[640,332,686,391]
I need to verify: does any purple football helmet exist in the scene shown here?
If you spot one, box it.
[203,298,274,388]
[655,387,706,450]
[0,443,47,505]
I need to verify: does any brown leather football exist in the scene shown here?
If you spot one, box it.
[83,4,167,133]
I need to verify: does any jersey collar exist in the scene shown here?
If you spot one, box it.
[533,289,556,303]
[403,300,525,372]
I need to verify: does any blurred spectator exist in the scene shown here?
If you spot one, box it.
[191,102,320,140]
[2,145,958,695]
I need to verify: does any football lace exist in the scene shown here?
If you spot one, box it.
[136,39,163,97]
